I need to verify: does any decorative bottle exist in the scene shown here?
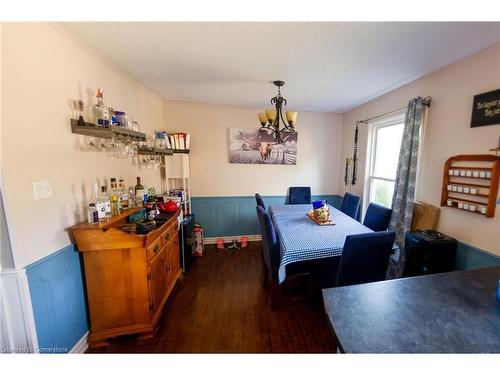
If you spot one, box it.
[94,89,110,127]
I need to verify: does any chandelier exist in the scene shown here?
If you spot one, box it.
[257,80,297,143]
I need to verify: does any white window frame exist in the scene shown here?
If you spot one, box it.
[363,109,406,218]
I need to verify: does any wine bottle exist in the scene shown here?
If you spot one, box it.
[135,177,145,207]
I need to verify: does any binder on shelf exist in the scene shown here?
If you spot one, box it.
[185,133,191,150]
[179,133,185,150]
[174,133,180,150]
[170,135,176,149]
[165,134,172,149]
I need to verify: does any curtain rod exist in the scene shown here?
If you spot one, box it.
[356,96,431,125]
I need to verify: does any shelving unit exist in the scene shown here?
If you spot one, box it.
[137,147,173,156]
[440,154,500,218]
[71,118,192,213]
[163,153,191,215]
[71,119,146,141]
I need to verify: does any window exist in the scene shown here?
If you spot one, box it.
[365,111,405,210]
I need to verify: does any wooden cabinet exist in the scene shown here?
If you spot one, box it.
[70,209,182,348]
[149,247,168,313]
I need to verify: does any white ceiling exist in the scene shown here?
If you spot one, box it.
[62,22,500,113]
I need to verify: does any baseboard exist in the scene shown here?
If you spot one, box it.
[69,331,89,354]
[204,234,262,245]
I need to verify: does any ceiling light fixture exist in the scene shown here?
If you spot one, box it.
[257,81,297,144]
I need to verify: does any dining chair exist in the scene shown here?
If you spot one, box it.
[256,206,280,282]
[255,193,266,209]
[363,202,392,231]
[256,206,315,306]
[336,231,396,287]
[340,192,361,219]
[288,186,311,204]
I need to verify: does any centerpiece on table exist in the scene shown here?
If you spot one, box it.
[307,200,335,225]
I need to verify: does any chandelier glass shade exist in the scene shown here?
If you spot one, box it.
[257,80,297,143]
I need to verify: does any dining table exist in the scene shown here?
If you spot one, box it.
[269,203,387,284]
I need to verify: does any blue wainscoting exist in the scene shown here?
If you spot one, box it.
[191,194,343,238]
[26,244,88,353]
[455,241,500,270]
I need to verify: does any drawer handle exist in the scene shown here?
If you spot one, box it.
[164,232,171,241]
[153,243,160,253]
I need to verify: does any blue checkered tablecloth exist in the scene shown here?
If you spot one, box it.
[268,204,374,283]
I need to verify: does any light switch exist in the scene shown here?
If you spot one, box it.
[32,180,53,200]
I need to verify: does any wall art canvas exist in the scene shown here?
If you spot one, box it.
[228,128,297,165]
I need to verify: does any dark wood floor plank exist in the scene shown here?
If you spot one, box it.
[88,242,337,353]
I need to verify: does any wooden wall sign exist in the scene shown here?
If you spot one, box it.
[471,89,500,127]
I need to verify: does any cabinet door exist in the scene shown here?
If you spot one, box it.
[149,247,167,313]
[170,233,180,277]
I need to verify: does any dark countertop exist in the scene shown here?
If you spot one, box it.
[322,266,500,353]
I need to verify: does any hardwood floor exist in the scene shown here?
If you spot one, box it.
[87,241,337,353]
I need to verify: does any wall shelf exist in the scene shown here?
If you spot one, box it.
[71,119,146,141]
[446,181,491,189]
[137,147,173,156]
[441,154,500,218]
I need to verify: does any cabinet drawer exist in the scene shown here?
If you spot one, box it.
[160,221,178,247]
[147,235,163,261]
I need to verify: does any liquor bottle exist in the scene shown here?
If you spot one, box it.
[100,186,112,219]
[128,187,136,208]
[110,178,120,216]
[94,183,106,222]
[135,177,145,207]
[118,179,129,210]
[94,89,110,127]
[87,203,98,224]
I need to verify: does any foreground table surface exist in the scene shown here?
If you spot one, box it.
[322,266,500,353]
[269,204,373,283]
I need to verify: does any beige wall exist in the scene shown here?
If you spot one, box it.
[162,100,343,197]
[341,43,500,255]
[1,23,165,268]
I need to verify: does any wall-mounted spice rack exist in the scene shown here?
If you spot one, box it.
[440,154,499,217]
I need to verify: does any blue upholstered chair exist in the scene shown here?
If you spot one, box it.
[255,193,266,209]
[363,202,392,232]
[340,192,361,219]
[336,231,396,287]
[256,206,281,281]
[288,186,311,204]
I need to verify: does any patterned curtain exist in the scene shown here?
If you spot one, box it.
[387,97,424,278]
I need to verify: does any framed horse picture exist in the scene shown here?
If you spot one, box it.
[228,128,297,165]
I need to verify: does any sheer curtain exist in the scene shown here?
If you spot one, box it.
[387,97,425,278]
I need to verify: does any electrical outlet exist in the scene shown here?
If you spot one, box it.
[32,180,53,200]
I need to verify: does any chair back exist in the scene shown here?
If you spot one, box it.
[255,193,266,209]
[289,186,311,204]
[336,231,396,287]
[256,206,280,279]
[363,202,392,231]
[340,192,361,219]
